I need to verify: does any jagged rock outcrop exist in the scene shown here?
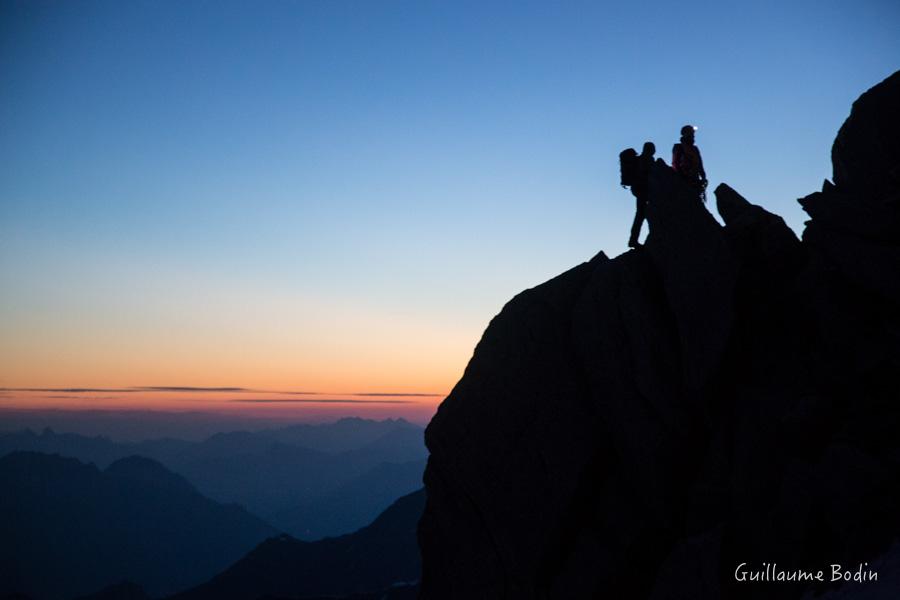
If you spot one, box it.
[419,71,900,599]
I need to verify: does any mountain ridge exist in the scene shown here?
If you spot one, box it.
[418,71,900,599]
[0,417,425,540]
[169,489,425,600]
[0,451,276,600]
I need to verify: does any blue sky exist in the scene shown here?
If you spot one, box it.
[1,1,898,402]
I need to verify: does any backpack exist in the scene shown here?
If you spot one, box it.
[619,148,639,187]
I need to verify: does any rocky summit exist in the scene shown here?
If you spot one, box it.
[418,71,900,599]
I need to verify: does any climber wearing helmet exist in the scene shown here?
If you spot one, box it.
[672,124,708,201]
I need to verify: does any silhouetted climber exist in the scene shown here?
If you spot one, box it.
[620,141,655,247]
[672,124,707,201]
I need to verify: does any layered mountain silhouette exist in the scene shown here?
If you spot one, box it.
[418,71,900,598]
[170,489,425,600]
[274,459,426,540]
[0,418,425,539]
[0,452,276,600]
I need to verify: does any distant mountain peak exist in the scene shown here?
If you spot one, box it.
[171,489,425,600]
[0,450,99,473]
[105,455,194,493]
[1,450,276,599]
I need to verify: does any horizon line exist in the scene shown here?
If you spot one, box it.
[0,386,446,397]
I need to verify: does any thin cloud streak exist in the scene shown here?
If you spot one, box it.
[352,392,444,397]
[1,387,444,399]
[134,386,252,392]
[0,388,140,393]
[230,398,415,404]
[279,391,444,397]
[44,395,119,400]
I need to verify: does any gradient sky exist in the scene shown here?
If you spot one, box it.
[1,0,898,421]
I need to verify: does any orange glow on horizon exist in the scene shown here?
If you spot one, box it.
[0,387,446,425]
[0,291,487,426]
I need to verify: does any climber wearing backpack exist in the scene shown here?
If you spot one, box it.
[672,124,707,201]
[620,141,655,248]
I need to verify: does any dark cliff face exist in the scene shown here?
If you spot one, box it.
[418,71,900,599]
